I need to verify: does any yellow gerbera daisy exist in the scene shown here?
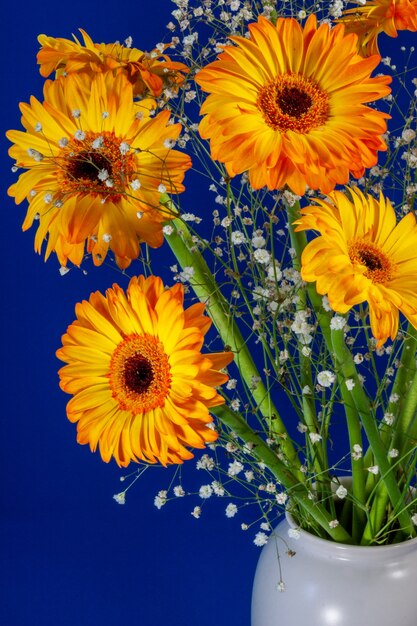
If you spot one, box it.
[7,72,191,269]
[294,187,417,346]
[57,275,234,467]
[37,29,188,97]
[338,0,417,56]
[195,14,391,196]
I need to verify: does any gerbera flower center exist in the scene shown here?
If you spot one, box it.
[109,334,171,414]
[257,73,330,133]
[57,131,135,201]
[349,240,396,283]
[123,354,154,393]
[67,152,113,182]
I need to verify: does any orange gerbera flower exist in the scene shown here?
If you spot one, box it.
[37,29,188,97]
[57,275,234,467]
[195,15,391,196]
[7,72,191,269]
[338,0,417,56]
[294,187,417,346]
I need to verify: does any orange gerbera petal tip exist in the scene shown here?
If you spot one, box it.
[195,14,391,196]
[338,0,417,56]
[57,274,234,467]
[37,29,189,97]
[294,187,417,347]
[7,72,191,269]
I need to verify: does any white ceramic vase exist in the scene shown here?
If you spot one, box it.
[252,515,417,626]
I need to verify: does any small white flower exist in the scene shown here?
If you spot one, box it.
[113,492,126,505]
[212,481,225,496]
[102,233,112,243]
[388,448,399,459]
[164,138,176,149]
[92,136,104,150]
[329,519,339,529]
[102,111,109,119]
[162,225,174,235]
[389,393,400,404]
[276,492,288,505]
[196,454,215,471]
[44,193,53,204]
[252,235,266,249]
[277,581,286,592]
[154,490,168,509]
[317,370,336,388]
[119,141,130,155]
[136,211,144,220]
[225,503,238,518]
[158,183,167,194]
[178,266,195,283]
[98,168,109,181]
[34,122,42,132]
[330,315,346,331]
[173,485,185,497]
[59,266,70,276]
[352,444,363,460]
[322,295,332,311]
[71,109,81,119]
[383,412,395,426]
[27,148,43,162]
[335,485,348,499]
[218,216,232,229]
[74,129,86,141]
[199,484,213,499]
[191,506,202,519]
[226,378,237,390]
[254,532,269,547]
[58,137,68,148]
[345,379,355,391]
[254,249,271,265]
[402,128,416,143]
[353,353,364,364]
[228,461,244,476]
[130,178,141,190]
[244,470,254,482]
[231,231,246,245]
[367,465,379,475]
[288,528,301,540]
[309,432,322,444]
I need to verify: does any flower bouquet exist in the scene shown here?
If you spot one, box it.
[6,0,417,618]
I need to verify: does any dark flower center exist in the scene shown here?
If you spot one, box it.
[123,354,154,394]
[256,74,329,133]
[357,249,384,271]
[67,152,112,181]
[276,86,313,118]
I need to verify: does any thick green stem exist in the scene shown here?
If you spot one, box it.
[330,327,414,542]
[165,218,300,469]
[286,203,326,479]
[307,288,367,538]
[213,405,353,543]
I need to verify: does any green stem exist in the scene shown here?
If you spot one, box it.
[165,217,300,470]
[286,203,326,479]
[330,327,414,543]
[212,405,353,543]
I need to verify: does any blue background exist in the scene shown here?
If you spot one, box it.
[0,2,412,625]
[1,1,257,624]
